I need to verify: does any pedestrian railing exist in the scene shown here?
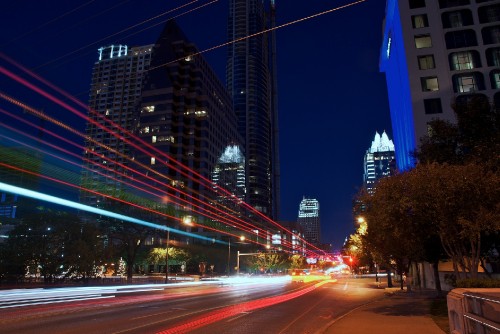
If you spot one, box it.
[447,288,500,334]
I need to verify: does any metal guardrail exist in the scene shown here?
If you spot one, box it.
[448,288,500,334]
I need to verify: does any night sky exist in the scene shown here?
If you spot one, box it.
[1,0,392,251]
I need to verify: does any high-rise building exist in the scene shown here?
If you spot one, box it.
[212,145,246,212]
[297,197,321,246]
[81,44,153,208]
[226,0,280,219]
[274,220,305,254]
[83,20,242,235]
[136,20,241,228]
[380,0,500,170]
[363,131,396,194]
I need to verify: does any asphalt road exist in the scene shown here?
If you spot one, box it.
[0,277,385,334]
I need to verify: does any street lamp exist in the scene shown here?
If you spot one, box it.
[165,228,170,284]
[227,237,231,276]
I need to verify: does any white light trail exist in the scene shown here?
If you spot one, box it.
[0,181,221,244]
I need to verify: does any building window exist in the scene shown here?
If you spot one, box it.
[452,72,485,92]
[442,9,474,28]
[478,4,500,24]
[439,0,470,9]
[409,0,426,9]
[449,50,481,70]
[151,157,156,165]
[445,30,477,49]
[141,105,155,113]
[424,98,443,114]
[415,34,432,48]
[418,55,435,69]
[421,76,440,91]
[412,14,429,28]
[490,70,500,89]
[486,47,500,66]
[481,26,500,44]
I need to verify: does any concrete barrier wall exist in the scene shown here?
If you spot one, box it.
[447,288,500,334]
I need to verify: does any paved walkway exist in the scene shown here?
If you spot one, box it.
[322,283,446,334]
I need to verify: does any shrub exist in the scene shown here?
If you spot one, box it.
[455,278,500,288]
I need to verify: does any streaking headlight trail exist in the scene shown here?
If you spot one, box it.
[0,181,221,244]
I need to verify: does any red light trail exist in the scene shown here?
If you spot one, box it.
[1,38,327,255]
[156,280,334,334]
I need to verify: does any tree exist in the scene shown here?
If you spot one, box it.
[409,163,500,279]
[147,247,190,270]
[62,221,104,282]
[417,95,500,168]
[289,254,305,269]
[248,252,289,273]
[357,173,427,289]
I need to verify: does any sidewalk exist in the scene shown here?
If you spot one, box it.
[322,283,446,334]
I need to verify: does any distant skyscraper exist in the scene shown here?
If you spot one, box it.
[226,0,280,219]
[380,0,500,170]
[211,145,246,213]
[82,44,153,208]
[363,131,396,194]
[297,197,321,246]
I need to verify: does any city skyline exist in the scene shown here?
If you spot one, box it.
[0,0,392,250]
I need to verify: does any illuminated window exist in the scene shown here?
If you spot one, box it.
[418,55,435,70]
[421,77,439,91]
[449,51,481,70]
[412,14,429,28]
[141,105,155,113]
[152,135,157,143]
[453,72,485,92]
[442,10,473,28]
[415,35,432,48]
[151,157,156,165]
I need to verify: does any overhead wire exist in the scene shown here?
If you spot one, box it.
[1,0,99,48]
[0,1,368,256]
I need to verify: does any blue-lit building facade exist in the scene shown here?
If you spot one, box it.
[380,0,500,170]
[226,0,280,219]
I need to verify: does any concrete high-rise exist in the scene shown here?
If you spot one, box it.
[363,131,396,194]
[380,0,500,170]
[226,0,280,219]
[297,197,321,246]
[82,44,153,208]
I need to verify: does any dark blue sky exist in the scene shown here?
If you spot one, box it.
[1,0,391,251]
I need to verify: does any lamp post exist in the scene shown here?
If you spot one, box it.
[227,238,231,276]
[165,228,170,284]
